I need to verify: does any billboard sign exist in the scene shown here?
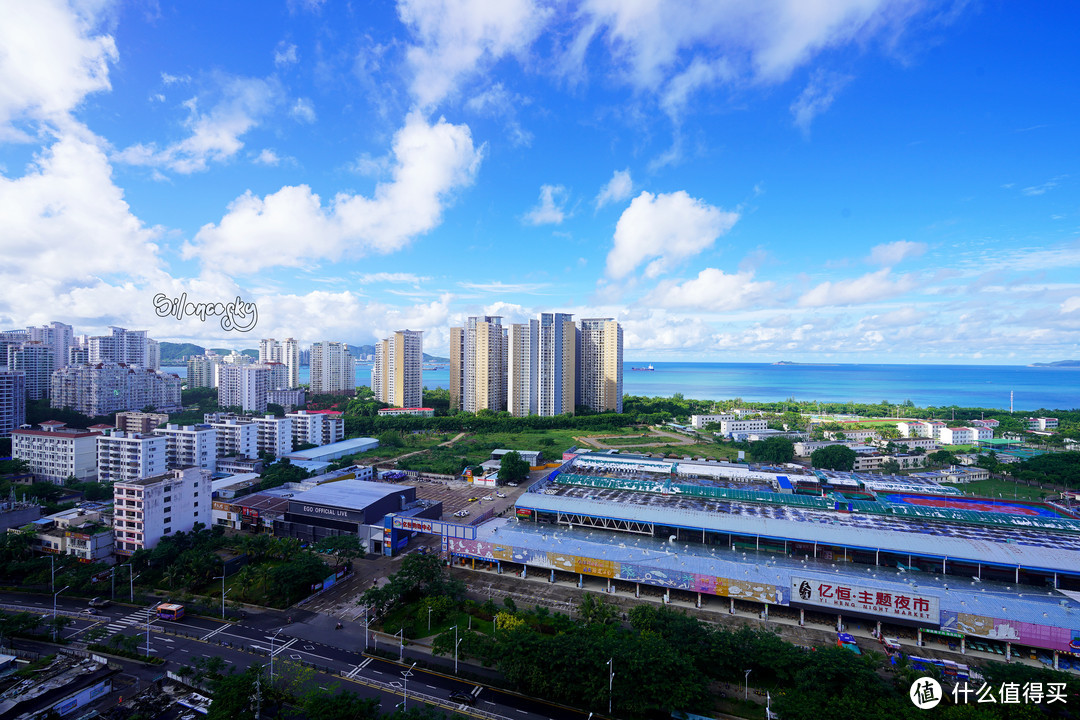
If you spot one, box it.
[792,576,938,622]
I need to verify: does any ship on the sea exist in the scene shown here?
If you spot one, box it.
[631,364,655,371]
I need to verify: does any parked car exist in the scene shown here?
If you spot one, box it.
[496,492,506,498]
[482,495,493,501]
[449,690,476,705]
[466,497,478,502]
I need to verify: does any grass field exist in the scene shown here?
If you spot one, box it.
[941,477,1054,502]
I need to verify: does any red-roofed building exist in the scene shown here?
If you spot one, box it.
[12,422,107,484]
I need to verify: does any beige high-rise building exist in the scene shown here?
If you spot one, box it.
[538,312,575,416]
[259,338,299,388]
[508,320,538,417]
[449,327,464,411]
[577,318,623,413]
[373,330,423,408]
[310,341,354,394]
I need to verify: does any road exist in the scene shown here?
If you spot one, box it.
[0,592,591,720]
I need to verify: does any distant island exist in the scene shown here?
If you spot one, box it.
[1029,359,1080,368]
[159,341,448,366]
[773,360,839,366]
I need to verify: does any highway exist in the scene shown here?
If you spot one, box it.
[0,592,592,720]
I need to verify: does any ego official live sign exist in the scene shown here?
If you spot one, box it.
[792,576,939,621]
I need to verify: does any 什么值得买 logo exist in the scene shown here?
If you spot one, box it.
[153,293,258,332]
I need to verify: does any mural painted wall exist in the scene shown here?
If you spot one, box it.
[445,538,782,603]
[941,610,1079,654]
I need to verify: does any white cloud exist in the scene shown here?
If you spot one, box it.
[355,272,430,284]
[115,76,281,174]
[254,148,280,166]
[398,0,550,108]
[0,0,118,138]
[606,190,739,280]
[790,69,852,132]
[595,168,633,209]
[458,281,550,294]
[568,0,923,123]
[161,72,190,86]
[1062,297,1080,314]
[867,240,927,266]
[1021,176,1065,196]
[274,42,299,67]
[644,268,774,310]
[290,97,316,123]
[184,112,483,274]
[524,184,568,225]
[798,268,918,307]
[465,82,532,146]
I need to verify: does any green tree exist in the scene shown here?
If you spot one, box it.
[881,459,901,474]
[749,436,795,464]
[497,450,530,484]
[314,535,366,563]
[810,444,857,471]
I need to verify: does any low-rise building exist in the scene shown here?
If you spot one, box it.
[267,388,305,411]
[882,436,937,451]
[28,507,113,563]
[1027,417,1059,431]
[12,422,105,484]
[287,409,345,447]
[154,424,217,472]
[96,431,168,483]
[970,419,1000,429]
[115,411,169,434]
[718,418,769,438]
[824,429,880,442]
[0,500,42,531]
[284,437,378,463]
[910,466,991,484]
[377,407,435,417]
[690,413,736,429]
[113,467,212,556]
[216,456,264,474]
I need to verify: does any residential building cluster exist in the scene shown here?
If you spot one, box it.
[449,313,623,416]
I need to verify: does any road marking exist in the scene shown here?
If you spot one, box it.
[201,624,228,641]
[372,670,383,675]
[471,686,482,697]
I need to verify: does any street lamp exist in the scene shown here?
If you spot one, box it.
[52,585,70,641]
[400,661,417,711]
[361,606,369,650]
[609,656,617,716]
[269,628,283,682]
[145,603,154,657]
[397,627,405,662]
[744,669,752,701]
[427,605,432,631]
[214,575,229,619]
[450,624,459,675]
[129,567,139,602]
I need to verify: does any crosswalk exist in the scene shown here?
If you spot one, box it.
[103,607,154,635]
[345,657,374,678]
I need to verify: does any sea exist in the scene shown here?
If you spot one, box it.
[161,361,1080,411]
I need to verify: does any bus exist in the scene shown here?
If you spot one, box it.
[156,603,185,621]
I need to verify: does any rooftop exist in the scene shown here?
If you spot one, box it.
[290,478,412,511]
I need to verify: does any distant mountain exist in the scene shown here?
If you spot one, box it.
[160,341,446,365]
[159,342,257,364]
[1030,359,1080,368]
[346,344,447,363]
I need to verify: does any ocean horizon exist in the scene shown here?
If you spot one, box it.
[162,361,1080,412]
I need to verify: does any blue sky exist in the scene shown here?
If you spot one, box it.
[2,0,1078,364]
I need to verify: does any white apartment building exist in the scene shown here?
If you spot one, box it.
[691,414,737,429]
[114,411,169,434]
[206,416,258,459]
[373,330,422,408]
[538,312,575,417]
[97,431,168,483]
[577,318,623,414]
[27,322,74,373]
[12,422,104,483]
[287,410,344,447]
[7,341,54,400]
[146,338,160,370]
[266,388,305,411]
[113,467,212,556]
[252,414,293,457]
[0,330,30,366]
[718,418,769,438]
[938,427,975,444]
[217,363,270,412]
[311,341,354,394]
[970,418,1000,429]
[507,320,538,417]
[187,353,222,388]
[154,424,218,472]
[883,436,937,451]
[49,363,182,416]
[824,429,880,442]
[259,338,300,389]
[0,370,26,437]
[88,327,149,366]
[68,347,88,365]
[1027,417,1059,431]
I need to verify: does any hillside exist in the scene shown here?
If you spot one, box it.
[1030,359,1080,368]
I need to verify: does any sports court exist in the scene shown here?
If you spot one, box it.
[880,493,1070,518]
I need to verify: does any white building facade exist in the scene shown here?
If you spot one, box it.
[113,467,212,556]
[12,423,103,483]
[97,431,168,483]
